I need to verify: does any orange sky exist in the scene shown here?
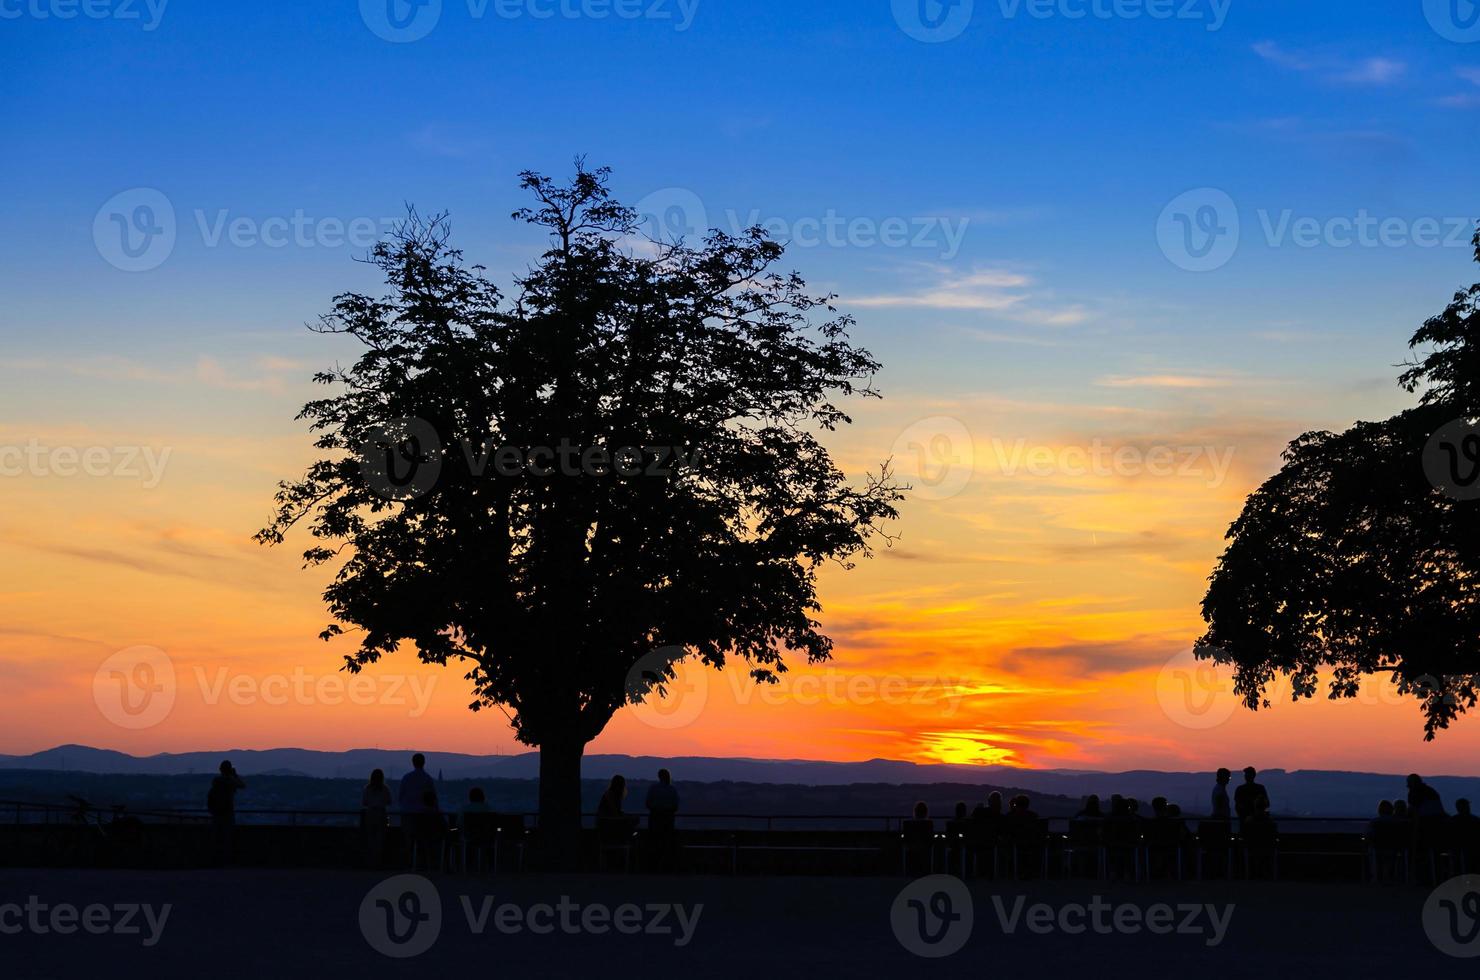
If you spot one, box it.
[4,343,1478,777]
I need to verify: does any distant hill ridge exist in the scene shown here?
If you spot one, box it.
[3,745,1478,816]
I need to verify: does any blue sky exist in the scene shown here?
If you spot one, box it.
[5,3,1478,406]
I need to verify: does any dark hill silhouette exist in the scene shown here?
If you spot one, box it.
[5,745,1478,816]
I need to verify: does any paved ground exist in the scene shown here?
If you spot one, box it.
[0,868,1474,979]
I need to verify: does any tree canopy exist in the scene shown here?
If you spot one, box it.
[257,164,902,841]
[1199,228,1480,738]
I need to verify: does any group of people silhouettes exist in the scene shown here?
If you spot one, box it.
[905,768,1477,881]
[201,756,1477,878]
[350,757,682,870]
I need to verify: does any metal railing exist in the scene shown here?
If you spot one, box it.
[1,799,1378,833]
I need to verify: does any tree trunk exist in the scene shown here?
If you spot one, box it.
[537,737,586,870]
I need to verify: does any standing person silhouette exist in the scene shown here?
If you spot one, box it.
[207,760,245,865]
[645,769,680,871]
[1234,767,1269,827]
[397,753,436,824]
[1211,768,1232,820]
[361,769,393,867]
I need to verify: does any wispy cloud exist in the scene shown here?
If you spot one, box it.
[405,122,494,159]
[1438,67,1480,109]
[1095,374,1237,390]
[1252,41,1406,86]
[1,354,306,393]
[849,265,1089,326]
[1334,57,1406,86]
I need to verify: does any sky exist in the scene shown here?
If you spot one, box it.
[2,0,1480,774]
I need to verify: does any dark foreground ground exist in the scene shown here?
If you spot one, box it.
[0,868,1473,979]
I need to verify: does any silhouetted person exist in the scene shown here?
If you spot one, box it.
[597,775,637,871]
[599,775,629,820]
[461,786,491,817]
[968,792,1002,877]
[1393,800,1410,820]
[361,768,393,867]
[1407,774,1445,817]
[1104,794,1138,880]
[1234,767,1269,826]
[1408,774,1448,883]
[645,769,679,819]
[1005,795,1039,824]
[410,789,448,870]
[1242,795,1278,879]
[1211,768,1232,820]
[457,787,496,871]
[207,760,245,865]
[644,769,680,871]
[1004,796,1044,879]
[398,753,436,823]
[1454,799,1480,873]
[1368,800,1403,883]
[1066,796,1103,877]
[973,791,1003,825]
[901,802,934,875]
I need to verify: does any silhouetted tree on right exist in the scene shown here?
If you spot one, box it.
[1200,228,1480,738]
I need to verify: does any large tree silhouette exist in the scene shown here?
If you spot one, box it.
[1199,229,1480,738]
[257,164,902,857]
